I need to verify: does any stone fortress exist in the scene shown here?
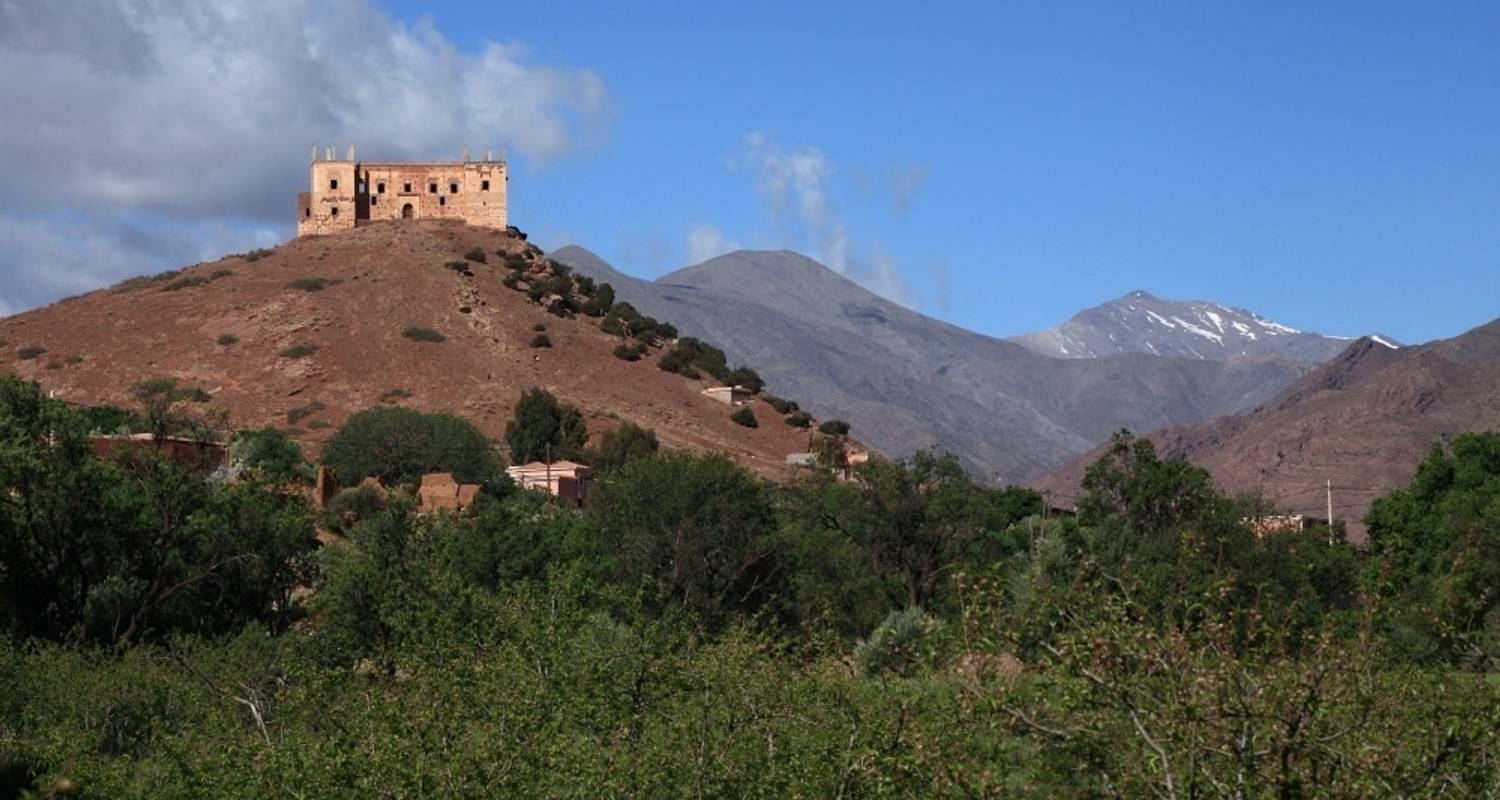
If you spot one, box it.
[297,145,507,236]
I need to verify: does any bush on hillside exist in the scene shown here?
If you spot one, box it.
[505,388,588,465]
[402,327,446,343]
[613,343,643,361]
[322,406,500,488]
[463,247,487,264]
[530,334,552,348]
[818,419,851,436]
[730,407,758,428]
[279,343,318,359]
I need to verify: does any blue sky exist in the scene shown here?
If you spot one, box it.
[2,1,1496,344]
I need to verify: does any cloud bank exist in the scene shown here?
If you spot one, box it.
[0,0,609,314]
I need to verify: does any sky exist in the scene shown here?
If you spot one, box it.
[1,1,1496,344]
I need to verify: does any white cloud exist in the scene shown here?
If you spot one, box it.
[0,215,278,315]
[684,224,740,264]
[0,0,610,315]
[732,132,916,305]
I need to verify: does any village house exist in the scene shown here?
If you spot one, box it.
[506,460,591,506]
[91,432,227,471]
[701,385,752,406]
[296,145,507,236]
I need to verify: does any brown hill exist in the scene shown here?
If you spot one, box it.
[1031,321,1500,541]
[0,221,823,479]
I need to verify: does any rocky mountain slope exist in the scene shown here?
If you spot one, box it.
[1032,320,1500,540]
[0,221,818,479]
[1009,290,1393,362]
[553,246,1316,482]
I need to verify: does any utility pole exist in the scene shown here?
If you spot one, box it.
[1326,479,1335,544]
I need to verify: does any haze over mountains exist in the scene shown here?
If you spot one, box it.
[553,245,1327,482]
[1009,290,1394,362]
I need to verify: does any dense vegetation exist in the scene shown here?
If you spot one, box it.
[2,377,1497,796]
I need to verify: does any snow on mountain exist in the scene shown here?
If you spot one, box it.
[1009,290,1393,363]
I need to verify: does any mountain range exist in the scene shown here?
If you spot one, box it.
[1034,320,1500,540]
[552,246,1329,482]
[1009,289,1393,362]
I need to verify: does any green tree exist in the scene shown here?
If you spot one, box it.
[504,388,588,464]
[1366,433,1500,662]
[231,427,307,484]
[321,406,500,487]
[589,452,782,627]
[586,421,660,472]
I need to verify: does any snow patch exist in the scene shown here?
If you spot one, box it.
[1171,316,1224,345]
[1253,315,1300,335]
[1371,335,1399,349]
[1203,310,1226,332]
[1144,310,1177,328]
[1229,320,1257,340]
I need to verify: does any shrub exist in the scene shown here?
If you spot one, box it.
[730,407,758,428]
[546,300,575,319]
[307,419,331,430]
[659,337,729,380]
[532,322,547,332]
[241,247,274,262]
[818,419,851,436]
[444,260,474,276]
[63,355,83,365]
[505,388,588,464]
[162,275,209,291]
[279,343,318,359]
[216,333,239,346]
[852,608,938,677]
[502,272,523,290]
[16,346,46,360]
[599,316,626,337]
[612,343,643,361]
[322,485,388,533]
[458,306,472,314]
[502,252,528,270]
[230,427,306,483]
[286,400,326,425]
[402,327,446,343]
[45,360,63,370]
[463,247,487,263]
[530,334,552,348]
[725,366,765,393]
[586,421,659,471]
[322,406,500,487]
[287,277,338,292]
[209,269,233,280]
[378,388,411,403]
[582,283,615,317]
[785,411,812,428]
[764,395,797,414]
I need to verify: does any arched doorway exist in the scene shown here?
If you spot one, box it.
[401,203,415,219]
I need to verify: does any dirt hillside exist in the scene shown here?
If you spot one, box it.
[0,220,827,478]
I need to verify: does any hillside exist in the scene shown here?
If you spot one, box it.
[1032,321,1500,539]
[553,246,1315,482]
[0,221,819,478]
[1009,289,1388,361]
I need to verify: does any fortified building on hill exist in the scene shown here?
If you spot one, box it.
[296,145,507,236]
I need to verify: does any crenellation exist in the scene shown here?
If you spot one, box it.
[296,146,508,236]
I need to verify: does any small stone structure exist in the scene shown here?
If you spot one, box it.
[417,472,482,513]
[296,144,507,236]
[91,433,227,471]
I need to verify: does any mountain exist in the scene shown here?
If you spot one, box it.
[552,246,1318,482]
[1032,321,1500,540]
[0,221,817,479]
[1009,290,1394,362]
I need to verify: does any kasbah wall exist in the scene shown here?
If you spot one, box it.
[296,145,507,236]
